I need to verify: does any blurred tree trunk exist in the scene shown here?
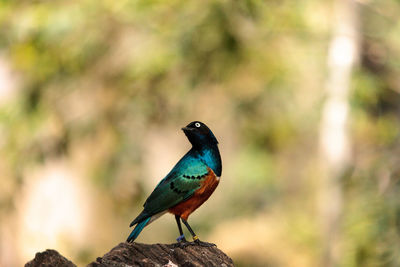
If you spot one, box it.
[319,0,359,266]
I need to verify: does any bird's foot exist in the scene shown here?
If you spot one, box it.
[174,241,191,248]
[173,235,189,248]
[173,235,216,248]
[193,239,216,247]
[191,236,216,247]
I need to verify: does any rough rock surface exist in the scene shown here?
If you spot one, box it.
[88,242,234,267]
[25,242,234,267]
[25,249,76,267]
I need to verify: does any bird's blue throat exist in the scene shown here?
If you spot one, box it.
[193,145,222,177]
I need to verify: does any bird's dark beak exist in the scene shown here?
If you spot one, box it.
[181,126,191,132]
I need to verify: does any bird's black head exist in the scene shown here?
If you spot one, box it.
[182,121,218,148]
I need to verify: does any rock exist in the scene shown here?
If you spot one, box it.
[25,249,76,267]
[88,242,234,267]
[24,242,234,267]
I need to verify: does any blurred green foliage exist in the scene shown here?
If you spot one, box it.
[1,0,400,266]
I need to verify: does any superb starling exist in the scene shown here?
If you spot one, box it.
[127,121,222,246]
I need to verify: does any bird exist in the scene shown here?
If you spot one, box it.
[127,121,222,246]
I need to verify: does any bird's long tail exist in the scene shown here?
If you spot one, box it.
[127,217,151,242]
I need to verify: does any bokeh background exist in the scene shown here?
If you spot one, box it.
[1,0,400,266]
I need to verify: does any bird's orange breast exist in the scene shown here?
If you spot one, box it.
[168,168,219,220]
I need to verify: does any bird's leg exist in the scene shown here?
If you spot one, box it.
[181,218,216,247]
[175,215,187,243]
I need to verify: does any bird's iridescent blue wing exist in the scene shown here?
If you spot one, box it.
[142,155,209,215]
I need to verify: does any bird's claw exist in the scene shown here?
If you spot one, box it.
[173,234,189,248]
[174,234,216,248]
[173,239,215,248]
[174,240,190,248]
[194,239,216,247]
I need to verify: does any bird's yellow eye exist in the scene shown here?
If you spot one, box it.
[195,122,201,128]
